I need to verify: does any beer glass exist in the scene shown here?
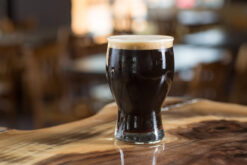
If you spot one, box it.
[106,35,174,143]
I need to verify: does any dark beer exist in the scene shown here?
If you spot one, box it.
[106,35,174,143]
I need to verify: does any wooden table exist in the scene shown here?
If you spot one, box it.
[69,45,227,75]
[0,31,57,49]
[183,28,247,50]
[177,10,219,26]
[0,97,247,165]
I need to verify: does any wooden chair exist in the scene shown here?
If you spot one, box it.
[0,17,15,33]
[188,61,230,101]
[23,41,94,128]
[57,29,108,116]
[169,73,189,97]
[230,43,247,105]
[0,44,22,127]
[68,34,107,59]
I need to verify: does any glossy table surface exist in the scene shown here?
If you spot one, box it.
[0,31,56,47]
[0,97,247,165]
[70,45,227,75]
[184,28,247,48]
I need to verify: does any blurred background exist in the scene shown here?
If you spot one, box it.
[0,0,246,129]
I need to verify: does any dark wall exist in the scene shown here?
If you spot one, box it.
[0,0,7,18]
[13,0,71,29]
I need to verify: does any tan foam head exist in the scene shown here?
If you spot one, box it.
[108,35,174,50]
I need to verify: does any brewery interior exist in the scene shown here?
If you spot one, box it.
[0,0,246,129]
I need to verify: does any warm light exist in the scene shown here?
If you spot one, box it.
[112,0,147,32]
[71,0,113,36]
[86,4,113,36]
[71,0,88,35]
[147,0,175,8]
[176,0,196,9]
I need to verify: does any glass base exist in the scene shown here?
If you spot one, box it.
[115,129,164,144]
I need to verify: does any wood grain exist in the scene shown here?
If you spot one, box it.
[0,97,247,165]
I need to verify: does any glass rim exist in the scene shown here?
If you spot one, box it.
[107,35,174,43]
[107,35,174,50]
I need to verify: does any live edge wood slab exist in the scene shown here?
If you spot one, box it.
[1,97,247,165]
